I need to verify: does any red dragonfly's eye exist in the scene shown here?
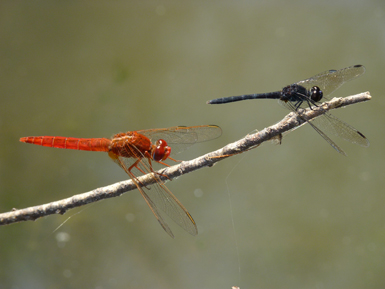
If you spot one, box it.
[152,139,171,161]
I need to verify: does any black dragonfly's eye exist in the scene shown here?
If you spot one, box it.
[310,86,323,102]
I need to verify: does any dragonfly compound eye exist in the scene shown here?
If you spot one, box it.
[152,139,171,161]
[310,86,323,102]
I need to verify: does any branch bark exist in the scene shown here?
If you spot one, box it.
[0,92,371,226]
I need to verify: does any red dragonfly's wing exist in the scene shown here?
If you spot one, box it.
[110,145,197,238]
[136,125,222,155]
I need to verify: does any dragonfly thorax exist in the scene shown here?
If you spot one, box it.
[280,84,323,104]
[109,131,152,158]
[281,84,308,102]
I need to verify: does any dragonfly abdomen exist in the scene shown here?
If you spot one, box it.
[207,91,281,104]
[19,136,111,152]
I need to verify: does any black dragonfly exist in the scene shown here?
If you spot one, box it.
[207,65,369,156]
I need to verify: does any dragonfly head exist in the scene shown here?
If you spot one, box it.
[310,86,323,102]
[152,139,171,161]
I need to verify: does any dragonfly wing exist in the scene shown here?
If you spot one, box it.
[277,99,347,155]
[138,125,222,155]
[129,169,175,238]
[277,99,369,154]
[307,119,347,156]
[296,65,365,98]
[133,157,198,236]
[310,113,370,147]
[114,148,198,237]
[109,142,176,237]
[138,125,222,144]
[143,175,198,236]
[137,126,194,143]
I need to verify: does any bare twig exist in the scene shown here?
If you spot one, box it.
[0,92,371,226]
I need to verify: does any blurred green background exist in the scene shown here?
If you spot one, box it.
[1,1,384,288]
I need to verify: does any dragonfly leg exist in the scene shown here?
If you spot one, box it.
[128,159,151,189]
[294,99,303,110]
[154,164,171,180]
[143,151,172,181]
[167,156,182,163]
[305,98,318,110]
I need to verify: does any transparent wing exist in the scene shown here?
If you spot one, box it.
[296,65,365,98]
[111,145,198,238]
[306,120,347,156]
[138,125,222,144]
[310,112,370,147]
[278,99,369,154]
[137,125,222,155]
[141,172,198,237]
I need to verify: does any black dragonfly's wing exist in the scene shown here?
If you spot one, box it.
[308,112,370,155]
[295,65,365,99]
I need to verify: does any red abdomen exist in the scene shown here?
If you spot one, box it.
[20,136,111,152]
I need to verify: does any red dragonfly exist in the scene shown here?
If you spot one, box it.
[20,125,222,238]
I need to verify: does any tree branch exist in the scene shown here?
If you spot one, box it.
[0,92,371,226]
